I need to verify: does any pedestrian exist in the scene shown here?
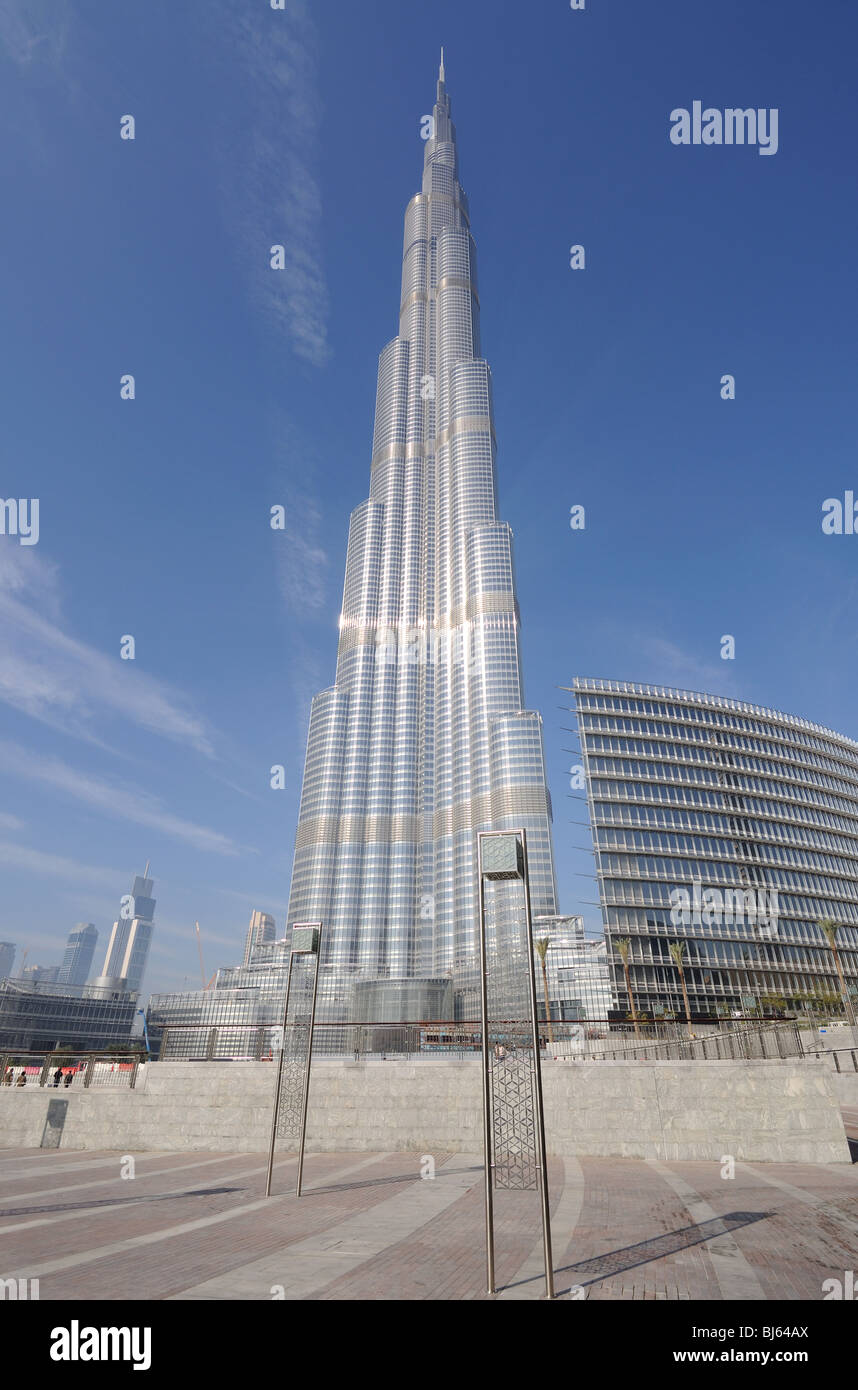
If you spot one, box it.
[16,1069,26,1086]
[2,1067,12,1086]
[53,1067,63,1087]
[63,1070,73,1088]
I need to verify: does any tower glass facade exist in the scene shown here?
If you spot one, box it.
[569,678,858,1017]
[286,61,557,1018]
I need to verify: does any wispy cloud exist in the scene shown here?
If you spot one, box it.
[0,742,241,857]
[276,492,329,617]
[216,886,287,919]
[202,0,330,367]
[269,408,330,620]
[634,636,740,698]
[0,548,216,756]
[0,840,121,887]
[0,0,70,69]
[265,408,333,729]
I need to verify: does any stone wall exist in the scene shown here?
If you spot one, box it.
[827,1071,858,1108]
[0,1057,850,1163]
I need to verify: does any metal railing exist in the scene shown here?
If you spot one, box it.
[152,1019,803,1064]
[567,1021,803,1063]
[801,1046,858,1073]
[156,1022,474,1062]
[0,1052,147,1090]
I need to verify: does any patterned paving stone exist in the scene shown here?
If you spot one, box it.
[0,1146,854,1300]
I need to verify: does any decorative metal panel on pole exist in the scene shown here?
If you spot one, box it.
[264,922,322,1199]
[478,830,555,1298]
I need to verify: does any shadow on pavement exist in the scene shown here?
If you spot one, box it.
[0,1187,244,1218]
[305,1164,483,1195]
[540,1211,771,1296]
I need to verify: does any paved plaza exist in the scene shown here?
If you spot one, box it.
[1,1120,856,1301]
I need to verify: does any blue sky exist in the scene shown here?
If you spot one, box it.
[0,0,855,997]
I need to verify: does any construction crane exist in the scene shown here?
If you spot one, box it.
[194,921,206,990]
[192,922,218,989]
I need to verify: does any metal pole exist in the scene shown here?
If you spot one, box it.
[295,928,322,1198]
[477,834,495,1294]
[520,827,555,1300]
[265,951,296,1198]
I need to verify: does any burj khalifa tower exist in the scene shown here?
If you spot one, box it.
[286,55,558,1019]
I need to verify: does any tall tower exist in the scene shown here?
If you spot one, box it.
[97,869,156,994]
[57,923,98,988]
[286,58,558,1017]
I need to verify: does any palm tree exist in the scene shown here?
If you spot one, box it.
[615,938,639,1036]
[819,919,856,1026]
[534,937,555,1046]
[669,941,694,1037]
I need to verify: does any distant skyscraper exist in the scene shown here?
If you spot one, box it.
[98,868,156,993]
[286,57,558,1018]
[22,965,59,985]
[57,923,98,988]
[0,943,15,981]
[243,910,276,967]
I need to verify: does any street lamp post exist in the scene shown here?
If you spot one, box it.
[264,922,322,1199]
[478,829,555,1299]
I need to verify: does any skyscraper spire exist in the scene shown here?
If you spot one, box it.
[439,46,445,83]
[286,64,558,1019]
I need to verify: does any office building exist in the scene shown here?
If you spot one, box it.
[567,678,858,1018]
[243,911,277,967]
[0,978,137,1052]
[57,923,98,988]
[21,965,59,986]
